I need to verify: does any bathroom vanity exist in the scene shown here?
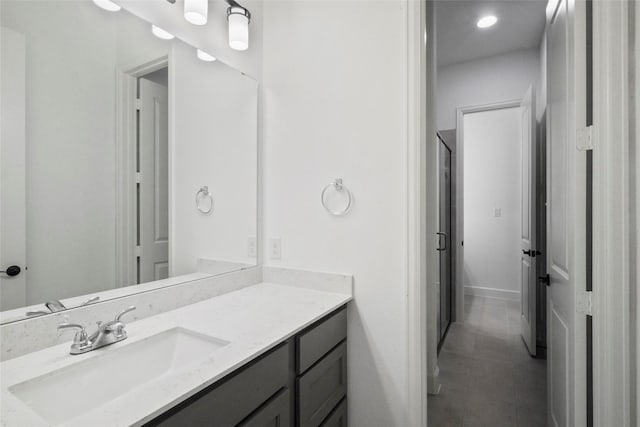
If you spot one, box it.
[0,275,352,427]
[147,306,348,427]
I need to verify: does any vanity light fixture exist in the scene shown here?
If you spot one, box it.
[151,25,175,40]
[227,4,250,51]
[197,49,217,62]
[93,0,121,12]
[184,0,208,26]
[477,15,498,28]
[166,0,252,51]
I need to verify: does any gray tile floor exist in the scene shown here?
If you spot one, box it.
[428,296,547,427]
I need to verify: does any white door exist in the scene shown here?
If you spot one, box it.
[520,85,537,355]
[0,27,27,310]
[138,77,169,283]
[547,0,586,424]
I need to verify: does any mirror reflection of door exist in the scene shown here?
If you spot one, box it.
[437,134,453,349]
[0,26,27,311]
[137,68,169,284]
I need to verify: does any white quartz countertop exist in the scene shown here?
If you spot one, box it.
[0,282,352,427]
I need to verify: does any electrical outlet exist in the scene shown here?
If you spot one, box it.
[247,236,257,258]
[494,208,502,217]
[269,237,281,260]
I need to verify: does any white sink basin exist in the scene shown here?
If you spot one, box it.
[9,327,229,425]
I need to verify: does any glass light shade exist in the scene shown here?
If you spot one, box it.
[184,0,208,26]
[151,25,175,40]
[228,9,249,51]
[477,15,498,28]
[197,49,216,62]
[93,0,121,12]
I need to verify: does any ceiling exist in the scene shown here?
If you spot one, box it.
[436,0,547,67]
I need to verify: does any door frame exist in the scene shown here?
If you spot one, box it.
[406,0,429,423]
[455,99,522,320]
[115,54,169,288]
[591,0,636,424]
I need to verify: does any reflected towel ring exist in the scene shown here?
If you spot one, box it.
[196,186,214,214]
[321,178,353,216]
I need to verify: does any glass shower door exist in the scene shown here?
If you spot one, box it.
[438,135,453,349]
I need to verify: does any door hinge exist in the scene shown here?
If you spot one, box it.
[135,172,141,183]
[577,291,593,316]
[135,246,142,257]
[135,98,142,111]
[577,126,594,151]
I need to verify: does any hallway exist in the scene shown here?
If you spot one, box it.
[428,295,547,427]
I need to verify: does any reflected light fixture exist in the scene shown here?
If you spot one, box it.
[197,49,217,62]
[93,0,121,12]
[227,5,250,51]
[151,25,175,40]
[477,15,498,28]
[184,0,208,25]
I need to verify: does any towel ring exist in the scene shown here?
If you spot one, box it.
[321,178,353,216]
[196,186,214,214]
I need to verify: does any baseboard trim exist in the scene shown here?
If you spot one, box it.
[464,285,520,301]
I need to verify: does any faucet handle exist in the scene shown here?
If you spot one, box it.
[58,321,88,345]
[46,300,67,312]
[80,296,100,306]
[114,306,136,323]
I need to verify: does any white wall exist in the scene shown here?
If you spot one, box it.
[171,42,258,275]
[262,1,409,425]
[437,48,540,130]
[463,107,521,296]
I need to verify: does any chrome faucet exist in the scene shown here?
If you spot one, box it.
[57,306,136,355]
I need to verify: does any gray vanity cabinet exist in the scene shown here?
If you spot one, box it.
[296,308,347,427]
[146,342,292,427]
[239,389,291,427]
[145,306,348,427]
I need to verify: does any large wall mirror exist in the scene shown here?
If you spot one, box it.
[0,0,258,324]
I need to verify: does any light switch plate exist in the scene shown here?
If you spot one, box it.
[494,208,502,217]
[247,236,257,258]
[269,238,281,260]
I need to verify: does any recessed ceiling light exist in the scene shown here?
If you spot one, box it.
[93,0,121,12]
[152,25,175,40]
[477,15,498,29]
[196,49,216,62]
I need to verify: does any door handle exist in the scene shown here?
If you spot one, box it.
[0,265,21,277]
[538,274,551,286]
[437,232,447,251]
[522,250,543,257]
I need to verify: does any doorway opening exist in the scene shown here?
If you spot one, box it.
[136,67,170,284]
[427,1,549,424]
[116,56,170,288]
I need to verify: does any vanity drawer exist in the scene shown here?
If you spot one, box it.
[148,341,291,427]
[239,388,291,427]
[320,398,347,427]
[297,307,347,374]
[297,341,347,427]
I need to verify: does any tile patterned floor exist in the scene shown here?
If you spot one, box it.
[427,296,547,427]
